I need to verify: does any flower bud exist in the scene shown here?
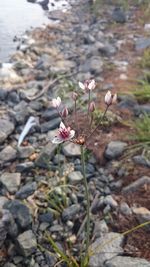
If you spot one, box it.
[104,91,112,106]
[61,107,69,118]
[89,101,95,112]
[79,79,96,91]
[104,91,117,106]
[72,92,78,101]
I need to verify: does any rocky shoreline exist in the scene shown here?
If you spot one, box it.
[0,0,150,266]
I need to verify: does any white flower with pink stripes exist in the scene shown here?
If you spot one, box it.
[52,122,75,144]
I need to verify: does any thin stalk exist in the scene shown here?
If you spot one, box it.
[57,144,61,176]
[87,90,91,118]
[74,99,80,135]
[81,146,90,261]
[86,105,109,143]
[89,113,93,131]
[45,233,72,267]
[56,107,64,122]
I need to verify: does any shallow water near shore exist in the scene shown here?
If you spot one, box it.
[0,0,70,62]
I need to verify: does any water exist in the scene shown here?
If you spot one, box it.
[0,0,70,62]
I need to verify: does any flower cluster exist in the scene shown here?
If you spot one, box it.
[51,79,117,145]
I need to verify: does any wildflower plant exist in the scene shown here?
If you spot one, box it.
[50,79,117,266]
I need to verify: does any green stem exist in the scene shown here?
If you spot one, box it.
[57,144,61,176]
[81,146,90,261]
[90,113,93,131]
[74,99,79,135]
[87,90,91,118]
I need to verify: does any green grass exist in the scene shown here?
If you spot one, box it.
[91,0,150,10]
[133,113,150,142]
[140,48,150,70]
[124,114,150,161]
[133,80,150,103]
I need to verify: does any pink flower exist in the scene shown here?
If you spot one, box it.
[52,122,75,144]
[104,91,117,106]
[79,79,96,91]
[52,96,61,108]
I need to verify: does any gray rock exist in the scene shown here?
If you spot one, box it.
[85,56,103,75]
[112,7,126,23]
[0,88,8,100]
[16,161,34,172]
[84,34,95,45]
[122,176,150,194]
[0,172,21,194]
[89,232,124,267]
[53,154,65,164]
[93,220,109,239]
[104,141,127,160]
[4,263,17,267]
[12,256,23,265]
[17,230,37,256]
[104,195,118,209]
[29,100,44,112]
[0,209,11,248]
[132,207,150,229]
[98,43,117,57]
[120,202,132,216]
[41,108,59,121]
[13,101,33,124]
[41,117,61,133]
[36,54,51,70]
[0,196,8,209]
[62,143,81,157]
[38,212,53,224]
[68,171,83,184]
[133,104,150,116]
[135,38,150,51]
[62,204,80,221]
[16,182,37,199]
[50,224,63,232]
[0,145,16,163]
[4,200,32,228]
[0,118,14,144]
[105,256,150,267]
[8,91,20,104]
[117,95,137,110]
[133,155,150,168]
[110,179,123,190]
[17,146,35,159]
[35,142,57,168]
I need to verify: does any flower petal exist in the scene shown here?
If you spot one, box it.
[69,130,75,139]
[88,79,96,90]
[105,91,112,105]
[112,93,117,104]
[60,121,66,129]
[52,99,57,108]
[57,96,61,106]
[52,96,61,108]
[79,81,85,90]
